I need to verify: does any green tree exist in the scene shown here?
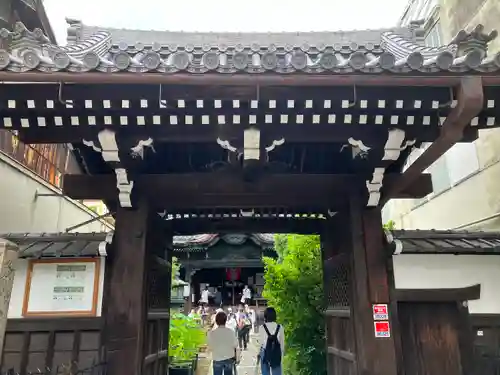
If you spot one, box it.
[263,235,326,375]
[383,220,396,230]
[172,257,180,283]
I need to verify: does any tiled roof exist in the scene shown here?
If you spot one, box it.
[1,232,113,258]
[0,22,497,75]
[386,230,500,255]
[0,232,274,258]
[66,18,415,48]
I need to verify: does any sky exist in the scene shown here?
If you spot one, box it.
[43,0,409,45]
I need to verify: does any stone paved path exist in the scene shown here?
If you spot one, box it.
[236,331,259,375]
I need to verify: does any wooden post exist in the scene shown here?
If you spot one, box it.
[0,239,17,353]
[102,200,151,375]
[348,198,398,375]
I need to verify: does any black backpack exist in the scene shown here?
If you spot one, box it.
[262,324,282,368]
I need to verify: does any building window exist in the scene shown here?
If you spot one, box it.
[0,130,81,188]
[445,143,479,185]
[404,141,479,206]
[425,21,442,47]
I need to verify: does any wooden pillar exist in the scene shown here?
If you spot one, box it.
[0,239,17,353]
[321,215,357,375]
[348,199,398,375]
[103,200,152,375]
[143,221,173,375]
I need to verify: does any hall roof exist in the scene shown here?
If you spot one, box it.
[0,22,497,75]
[0,232,274,258]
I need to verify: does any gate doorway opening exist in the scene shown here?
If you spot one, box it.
[189,267,264,308]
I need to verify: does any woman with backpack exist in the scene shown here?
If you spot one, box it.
[236,306,252,350]
[256,307,285,375]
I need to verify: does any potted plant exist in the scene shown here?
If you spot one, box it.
[169,313,206,375]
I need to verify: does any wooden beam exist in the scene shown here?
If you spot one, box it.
[0,71,498,88]
[62,173,433,208]
[170,217,324,234]
[0,72,480,87]
[393,284,481,302]
[16,123,478,145]
[381,77,484,205]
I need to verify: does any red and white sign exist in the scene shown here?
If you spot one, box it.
[372,304,389,320]
[374,321,391,338]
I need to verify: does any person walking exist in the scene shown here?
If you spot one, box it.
[236,306,251,350]
[207,311,240,375]
[241,285,252,304]
[257,307,284,375]
[245,304,257,334]
[200,286,210,306]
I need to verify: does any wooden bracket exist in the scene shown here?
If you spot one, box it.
[381,76,484,205]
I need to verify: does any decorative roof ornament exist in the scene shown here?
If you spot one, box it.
[408,20,426,46]
[0,22,49,52]
[66,18,83,44]
[450,24,498,59]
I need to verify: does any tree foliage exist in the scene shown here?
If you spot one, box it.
[169,313,206,362]
[383,220,396,230]
[263,235,326,375]
[171,256,180,283]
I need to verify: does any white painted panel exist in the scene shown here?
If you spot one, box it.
[9,259,28,318]
[393,254,500,314]
[27,261,97,314]
[8,258,106,318]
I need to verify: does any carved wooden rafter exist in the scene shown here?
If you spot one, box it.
[366,128,415,207]
[82,130,155,207]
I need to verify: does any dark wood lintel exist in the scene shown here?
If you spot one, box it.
[393,284,481,302]
[16,123,479,145]
[170,217,323,234]
[62,173,433,208]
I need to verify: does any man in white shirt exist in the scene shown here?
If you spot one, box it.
[241,285,252,304]
[256,307,285,375]
[207,311,240,375]
[200,286,210,306]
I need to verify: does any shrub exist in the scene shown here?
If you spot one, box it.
[169,313,206,364]
[263,235,326,375]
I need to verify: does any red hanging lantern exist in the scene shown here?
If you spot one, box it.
[226,267,241,281]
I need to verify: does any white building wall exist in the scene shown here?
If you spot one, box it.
[0,152,113,233]
[8,258,106,318]
[6,254,500,317]
[393,254,500,314]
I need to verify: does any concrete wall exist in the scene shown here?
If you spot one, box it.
[8,258,105,318]
[393,254,500,314]
[386,0,500,231]
[0,152,112,233]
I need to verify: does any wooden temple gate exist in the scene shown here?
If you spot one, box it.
[0,21,500,375]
